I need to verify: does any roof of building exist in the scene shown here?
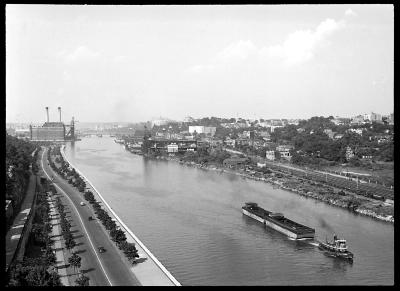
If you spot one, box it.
[42,122,65,127]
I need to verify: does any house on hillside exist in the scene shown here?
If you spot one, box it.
[345,146,355,161]
[276,145,294,161]
[265,150,275,161]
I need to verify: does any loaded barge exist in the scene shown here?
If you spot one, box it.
[242,202,315,239]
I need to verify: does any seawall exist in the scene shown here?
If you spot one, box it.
[60,145,181,286]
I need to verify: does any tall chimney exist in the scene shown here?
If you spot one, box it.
[45,107,49,123]
[58,107,61,122]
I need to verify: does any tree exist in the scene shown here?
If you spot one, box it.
[44,247,57,266]
[65,237,76,253]
[110,228,126,244]
[68,253,82,274]
[75,274,90,286]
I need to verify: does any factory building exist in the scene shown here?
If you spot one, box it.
[30,107,75,142]
[30,122,65,141]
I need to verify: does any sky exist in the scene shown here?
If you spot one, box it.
[6,4,394,123]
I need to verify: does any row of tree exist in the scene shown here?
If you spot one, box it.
[6,134,39,227]
[49,147,139,266]
[7,179,61,286]
[55,196,89,286]
[47,150,90,286]
[48,147,87,192]
[83,191,139,263]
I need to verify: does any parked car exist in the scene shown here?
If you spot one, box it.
[98,247,106,253]
[80,202,85,206]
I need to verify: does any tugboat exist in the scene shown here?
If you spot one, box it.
[318,234,354,262]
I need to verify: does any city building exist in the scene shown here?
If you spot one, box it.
[363,112,383,123]
[270,125,284,133]
[188,126,216,137]
[151,118,170,127]
[351,115,365,125]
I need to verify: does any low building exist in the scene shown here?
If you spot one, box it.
[270,125,283,133]
[167,143,179,153]
[224,137,236,147]
[323,129,335,139]
[265,150,275,161]
[334,133,344,139]
[348,128,364,135]
[345,146,355,161]
[257,162,266,168]
[276,145,294,161]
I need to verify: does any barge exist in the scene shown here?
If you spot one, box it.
[242,202,315,239]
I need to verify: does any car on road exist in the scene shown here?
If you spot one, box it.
[98,246,106,253]
[80,202,85,206]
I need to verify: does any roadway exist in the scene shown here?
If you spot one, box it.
[40,147,141,286]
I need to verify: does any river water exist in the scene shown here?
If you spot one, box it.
[65,136,394,285]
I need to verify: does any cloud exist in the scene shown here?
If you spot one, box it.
[216,40,258,62]
[58,46,101,63]
[261,18,345,66]
[189,40,257,73]
[189,17,346,72]
[345,8,357,17]
[187,64,215,73]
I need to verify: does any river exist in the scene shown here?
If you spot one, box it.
[64,136,393,285]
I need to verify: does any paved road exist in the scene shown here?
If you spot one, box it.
[40,147,140,286]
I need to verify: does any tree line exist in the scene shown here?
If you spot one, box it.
[6,134,39,226]
[50,146,139,265]
[7,179,61,286]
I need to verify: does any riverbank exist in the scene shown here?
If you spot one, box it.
[143,153,394,224]
[60,146,181,286]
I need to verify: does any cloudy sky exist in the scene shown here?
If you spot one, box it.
[6,4,393,123]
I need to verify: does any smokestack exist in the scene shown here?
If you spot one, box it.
[45,107,49,123]
[58,107,61,122]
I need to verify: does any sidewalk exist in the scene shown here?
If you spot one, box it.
[48,195,70,286]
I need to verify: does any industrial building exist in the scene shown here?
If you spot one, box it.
[30,107,75,142]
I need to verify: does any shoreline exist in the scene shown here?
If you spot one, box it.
[60,145,181,286]
[142,153,394,224]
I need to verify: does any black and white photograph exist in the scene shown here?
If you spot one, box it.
[5,4,394,286]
